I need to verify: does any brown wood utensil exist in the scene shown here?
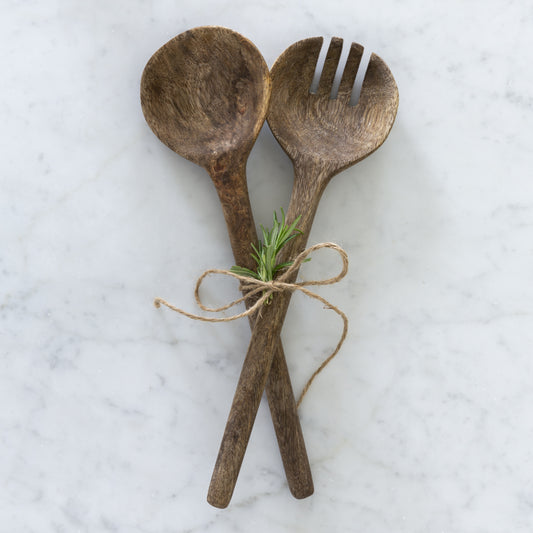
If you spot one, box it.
[140,26,313,503]
[208,36,399,508]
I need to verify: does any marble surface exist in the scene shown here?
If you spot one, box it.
[2,0,533,531]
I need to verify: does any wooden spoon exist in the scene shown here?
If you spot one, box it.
[140,26,313,504]
[208,36,399,507]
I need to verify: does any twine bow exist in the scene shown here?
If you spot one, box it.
[154,242,348,407]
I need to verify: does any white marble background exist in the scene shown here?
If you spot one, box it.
[1,0,533,531]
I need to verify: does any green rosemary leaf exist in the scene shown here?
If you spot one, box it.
[273,261,293,273]
[230,265,261,279]
[230,209,308,304]
[250,242,261,258]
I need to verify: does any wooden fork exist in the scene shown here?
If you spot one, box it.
[208,36,399,508]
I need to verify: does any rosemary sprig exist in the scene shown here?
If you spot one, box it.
[231,209,306,301]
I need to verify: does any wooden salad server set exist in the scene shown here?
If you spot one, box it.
[141,26,398,508]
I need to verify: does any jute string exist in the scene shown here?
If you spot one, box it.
[154,242,348,407]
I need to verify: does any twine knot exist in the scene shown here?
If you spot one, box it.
[154,242,349,407]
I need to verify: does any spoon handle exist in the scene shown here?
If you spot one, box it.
[209,161,313,503]
[208,164,327,508]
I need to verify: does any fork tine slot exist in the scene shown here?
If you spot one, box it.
[316,37,343,97]
[337,42,364,101]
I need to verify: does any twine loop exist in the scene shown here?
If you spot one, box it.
[154,242,349,407]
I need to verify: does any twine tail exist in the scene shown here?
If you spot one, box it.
[294,294,349,408]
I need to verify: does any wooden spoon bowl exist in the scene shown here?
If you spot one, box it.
[141,26,270,169]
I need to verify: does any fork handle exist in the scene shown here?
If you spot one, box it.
[209,160,313,504]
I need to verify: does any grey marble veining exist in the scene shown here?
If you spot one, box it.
[1,1,533,531]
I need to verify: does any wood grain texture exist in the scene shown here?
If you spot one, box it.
[208,36,399,508]
[140,27,313,506]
